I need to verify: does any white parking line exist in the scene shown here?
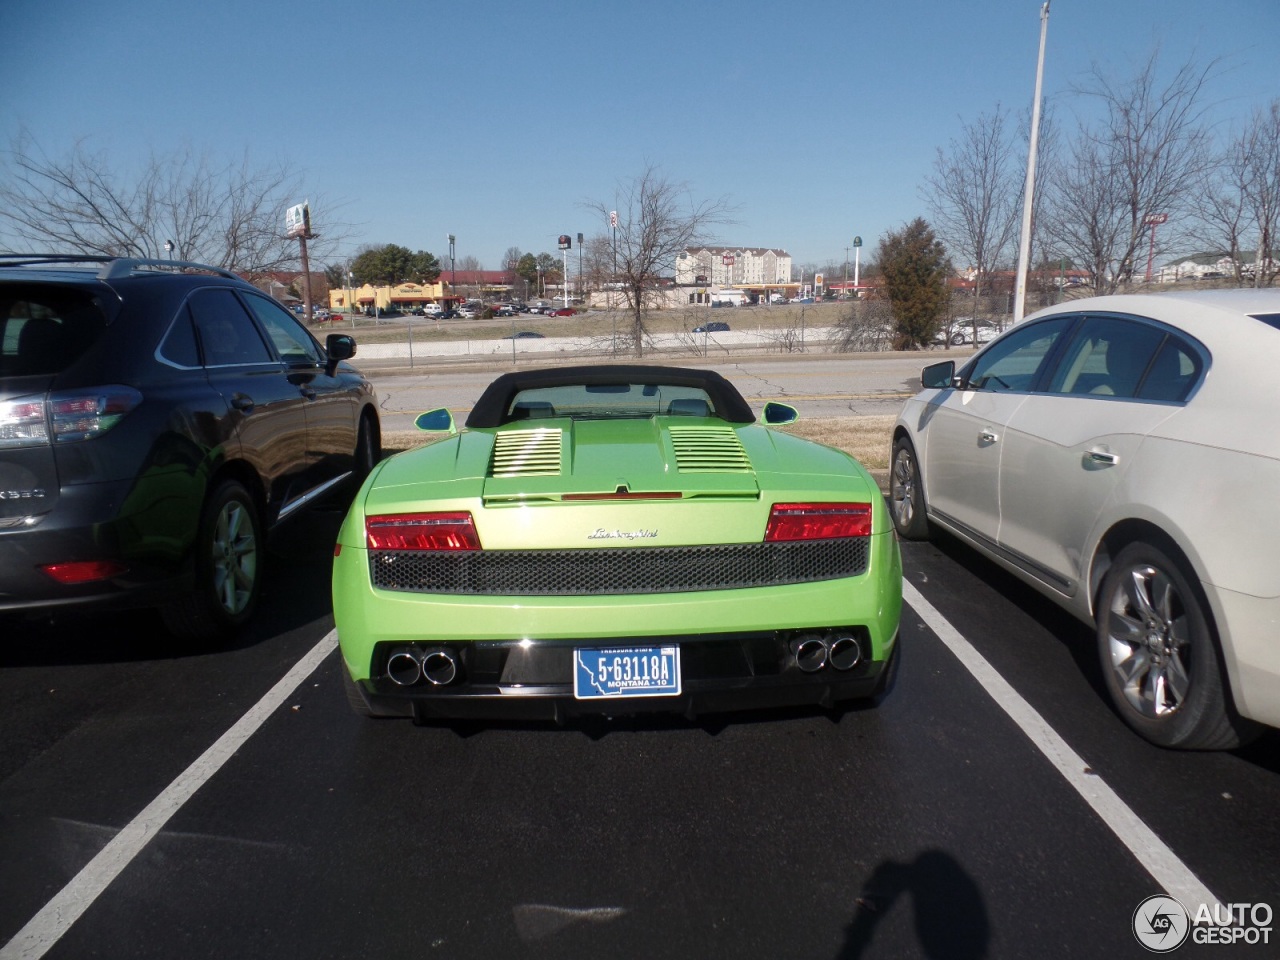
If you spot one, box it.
[0,631,338,960]
[904,580,1223,911]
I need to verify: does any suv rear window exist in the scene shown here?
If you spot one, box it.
[0,286,106,378]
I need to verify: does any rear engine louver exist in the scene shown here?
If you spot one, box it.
[669,426,752,473]
[490,429,563,477]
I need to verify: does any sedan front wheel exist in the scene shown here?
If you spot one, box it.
[889,437,931,541]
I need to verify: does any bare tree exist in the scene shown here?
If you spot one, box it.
[1041,126,1129,293]
[922,105,1021,341]
[1195,100,1280,286]
[584,165,733,357]
[1044,51,1216,293]
[0,132,349,271]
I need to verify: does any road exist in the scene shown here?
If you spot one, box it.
[1,357,1276,959]
[365,352,945,434]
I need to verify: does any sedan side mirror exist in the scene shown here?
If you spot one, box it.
[921,360,956,390]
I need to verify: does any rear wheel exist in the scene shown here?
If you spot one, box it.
[1096,541,1259,750]
[889,437,931,541]
[161,480,262,641]
[354,412,380,482]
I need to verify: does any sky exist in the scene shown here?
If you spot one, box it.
[3,0,1278,271]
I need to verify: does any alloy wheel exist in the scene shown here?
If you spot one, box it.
[1103,562,1191,719]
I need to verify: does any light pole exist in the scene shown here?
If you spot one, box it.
[164,240,174,263]
[1144,213,1168,282]
[347,271,355,328]
[558,235,572,308]
[1013,1,1050,324]
[447,234,456,306]
[853,236,862,295]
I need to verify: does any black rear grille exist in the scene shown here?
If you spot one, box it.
[369,538,870,596]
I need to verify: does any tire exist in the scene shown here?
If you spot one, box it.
[160,479,262,642]
[353,412,380,483]
[1096,541,1259,750]
[889,436,931,541]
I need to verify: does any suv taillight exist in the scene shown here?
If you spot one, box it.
[0,387,142,448]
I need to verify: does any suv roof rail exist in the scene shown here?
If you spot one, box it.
[96,258,243,281]
[0,253,244,282]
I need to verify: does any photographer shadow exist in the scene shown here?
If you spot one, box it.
[838,849,990,959]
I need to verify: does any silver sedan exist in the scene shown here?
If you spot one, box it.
[891,289,1280,750]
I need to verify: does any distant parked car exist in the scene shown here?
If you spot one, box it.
[0,254,380,640]
[549,307,576,317]
[892,289,1280,749]
[502,331,545,339]
[693,321,730,334]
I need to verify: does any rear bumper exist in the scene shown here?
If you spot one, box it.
[1214,586,1280,729]
[0,478,196,614]
[348,630,899,721]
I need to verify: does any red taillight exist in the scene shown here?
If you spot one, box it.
[48,387,142,442]
[39,560,129,584]
[366,512,481,551]
[764,503,872,541]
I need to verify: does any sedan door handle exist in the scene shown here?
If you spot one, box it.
[230,393,255,412]
[979,428,999,445]
[1087,449,1120,466]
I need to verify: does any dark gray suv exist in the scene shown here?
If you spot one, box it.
[0,255,380,639]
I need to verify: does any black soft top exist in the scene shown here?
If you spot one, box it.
[465,364,756,428]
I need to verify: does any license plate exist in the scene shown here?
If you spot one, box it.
[573,645,681,699]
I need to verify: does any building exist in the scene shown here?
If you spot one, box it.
[676,247,792,287]
[327,270,523,315]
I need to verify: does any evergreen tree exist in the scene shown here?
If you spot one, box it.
[879,218,951,350]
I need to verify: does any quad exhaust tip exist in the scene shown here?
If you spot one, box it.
[386,646,460,686]
[793,633,862,673]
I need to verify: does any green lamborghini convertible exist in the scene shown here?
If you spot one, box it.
[333,364,902,721]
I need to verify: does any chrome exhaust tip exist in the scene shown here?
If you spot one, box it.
[421,647,459,686]
[386,649,424,686]
[793,635,828,673]
[828,634,862,671]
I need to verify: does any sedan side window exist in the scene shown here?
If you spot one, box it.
[1137,339,1202,402]
[1047,317,1164,398]
[964,317,1072,392]
[241,293,325,366]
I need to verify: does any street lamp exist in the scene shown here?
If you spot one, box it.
[1013,1,1051,324]
[558,234,572,308]
[347,271,355,328]
[853,236,862,295]
[447,234,456,304]
[1143,213,1168,282]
